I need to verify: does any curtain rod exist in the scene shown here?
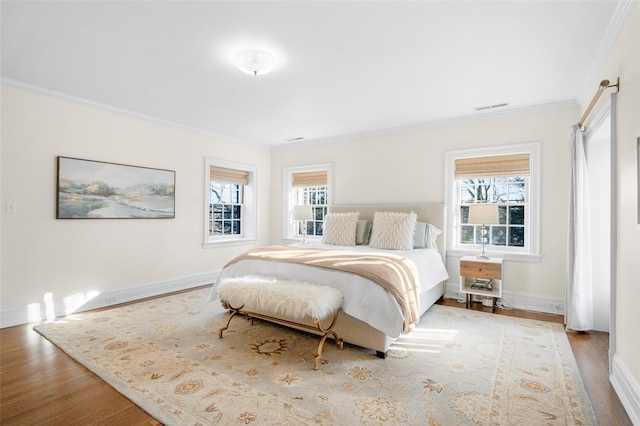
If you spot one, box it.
[578,77,619,129]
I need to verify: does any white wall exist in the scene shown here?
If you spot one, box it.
[581,4,639,422]
[270,106,578,307]
[0,86,271,323]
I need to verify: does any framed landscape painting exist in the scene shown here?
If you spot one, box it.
[56,157,175,219]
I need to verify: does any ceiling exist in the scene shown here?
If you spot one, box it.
[0,1,625,147]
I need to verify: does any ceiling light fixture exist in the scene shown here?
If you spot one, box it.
[233,50,275,76]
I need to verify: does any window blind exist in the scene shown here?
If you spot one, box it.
[455,153,530,179]
[210,166,249,185]
[292,170,327,187]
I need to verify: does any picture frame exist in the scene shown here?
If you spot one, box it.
[56,156,175,219]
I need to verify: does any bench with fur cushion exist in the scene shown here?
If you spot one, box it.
[216,275,344,369]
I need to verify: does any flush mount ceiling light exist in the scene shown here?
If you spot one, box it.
[233,50,275,76]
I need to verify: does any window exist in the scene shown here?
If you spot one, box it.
[284,165,331,241]
[210,177,243,237]
[459,177,526,247]
[445,144,541,262]
[204,158,256,246]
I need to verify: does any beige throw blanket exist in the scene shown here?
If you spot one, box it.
[224,245,421,333]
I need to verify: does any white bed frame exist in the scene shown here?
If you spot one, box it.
[254,203,447,358]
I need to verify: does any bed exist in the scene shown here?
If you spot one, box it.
[209,203,449,357]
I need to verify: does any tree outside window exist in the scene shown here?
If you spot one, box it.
[459,177,526,248]
[209,181,243,236]
[446,144,540,260]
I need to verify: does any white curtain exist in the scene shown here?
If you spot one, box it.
[565,124,593,331]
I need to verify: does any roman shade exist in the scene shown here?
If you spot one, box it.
[455,154,530,179]
[292,170,327,187]
[210,166,249,185]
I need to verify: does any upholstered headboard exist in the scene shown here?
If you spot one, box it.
[328,203,446,260]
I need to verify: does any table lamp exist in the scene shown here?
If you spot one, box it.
[468,204,499,259]
[294,205,313,244]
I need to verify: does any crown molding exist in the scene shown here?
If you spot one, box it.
[0,77,579,152]
[577,0,638,106]
[0,77,269,152]
[273,100,578,150]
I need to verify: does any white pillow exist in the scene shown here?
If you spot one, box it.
[426,223,443,249]
[369,211,417,250]
[321,211,359,246]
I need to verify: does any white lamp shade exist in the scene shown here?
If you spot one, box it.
[233,50,275,76]
[294,205,313,221]
[468,204,499,225]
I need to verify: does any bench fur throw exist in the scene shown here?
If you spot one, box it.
[217,276,343,321]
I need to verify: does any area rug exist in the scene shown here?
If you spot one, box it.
[34,287,596,425]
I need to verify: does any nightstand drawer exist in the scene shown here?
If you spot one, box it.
[460,261,502,279]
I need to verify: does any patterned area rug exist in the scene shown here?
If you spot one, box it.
[34,288,596,425]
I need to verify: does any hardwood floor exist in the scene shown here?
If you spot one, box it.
[0,321,160,425]
[0,294,632,425]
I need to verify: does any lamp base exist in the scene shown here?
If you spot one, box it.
[477,225,489,259]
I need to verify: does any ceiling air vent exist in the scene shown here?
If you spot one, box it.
[474,103,509,111]
[286,137,305,142]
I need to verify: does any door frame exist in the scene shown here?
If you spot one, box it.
[583,93,617,374]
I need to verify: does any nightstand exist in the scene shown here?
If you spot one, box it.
[459,255,503,313]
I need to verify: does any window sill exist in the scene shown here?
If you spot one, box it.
[203,238,257,249]
[446,248,543,263]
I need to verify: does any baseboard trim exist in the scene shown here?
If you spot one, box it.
[444,281,565,315]
[0,271,221,329]
[611,353,640,425]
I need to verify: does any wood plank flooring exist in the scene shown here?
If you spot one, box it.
[0,293,632,425]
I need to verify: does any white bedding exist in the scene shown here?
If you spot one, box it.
[211,244,448,338]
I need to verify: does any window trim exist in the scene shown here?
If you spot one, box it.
[282,163,332,242]
[203,157,257,247]
[445,143,542,263]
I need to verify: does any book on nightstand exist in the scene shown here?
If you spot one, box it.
[471,278,493,291]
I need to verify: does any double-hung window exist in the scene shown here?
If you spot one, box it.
[204,158,256,246]
[446,143,541,262]
[284,165,331,241]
